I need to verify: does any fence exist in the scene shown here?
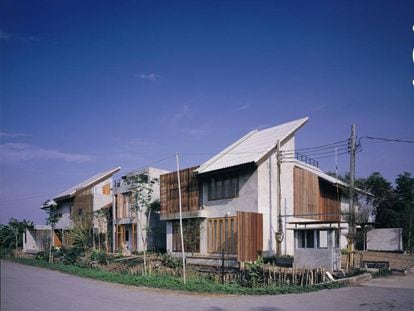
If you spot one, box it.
[196,264,328,287]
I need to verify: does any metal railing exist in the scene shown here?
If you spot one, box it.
[295,152,319,168]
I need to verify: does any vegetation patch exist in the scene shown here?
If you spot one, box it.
[5,257,341,295]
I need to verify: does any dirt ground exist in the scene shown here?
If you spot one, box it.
[342,251,414,270]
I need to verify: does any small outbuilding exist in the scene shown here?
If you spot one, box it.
[290,220,344,271]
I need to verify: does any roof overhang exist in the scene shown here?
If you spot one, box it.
[53,167,121,201]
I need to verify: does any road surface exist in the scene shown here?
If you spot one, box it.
[2,260,414,311]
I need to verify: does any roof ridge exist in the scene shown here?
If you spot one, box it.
[195,129,258,173]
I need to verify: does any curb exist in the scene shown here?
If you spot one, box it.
[335,273,372,286]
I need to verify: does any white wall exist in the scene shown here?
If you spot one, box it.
[93,178,113,212]
[256,136,296,256]
[55,202,73,230]
[367,228,403,251]
[201,168,258,218]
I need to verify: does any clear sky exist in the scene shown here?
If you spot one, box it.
[1,0,413,224]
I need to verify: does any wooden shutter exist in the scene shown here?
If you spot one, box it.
[237,212,263,262]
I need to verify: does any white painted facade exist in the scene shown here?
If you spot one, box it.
[113,167,170,253]
[163,118,362,266]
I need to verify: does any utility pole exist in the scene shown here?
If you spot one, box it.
[349,124,356,269]
[176,153,186,284]
[275,140,284,256]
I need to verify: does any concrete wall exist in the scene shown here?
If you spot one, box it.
[256,136,297,256]
[93,178,113,212]
[201,167,258,217]
[367,228,403,251]
[293,230,339,271]
[197,167,258,255]
[23,225,51,252]
[55,201,73,230]
[112,167,169,252]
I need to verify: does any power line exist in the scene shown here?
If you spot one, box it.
[360,136,414,144]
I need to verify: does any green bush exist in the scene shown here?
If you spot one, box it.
[160,253,181,269]
[6,257,342,295]
[54,247,83,265]
[90,249,109,265]
[371,268,392,278]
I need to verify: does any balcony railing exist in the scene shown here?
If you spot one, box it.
[295,152,319,168]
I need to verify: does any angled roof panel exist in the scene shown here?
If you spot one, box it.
[195,117,308,174]
[53,167,121,201]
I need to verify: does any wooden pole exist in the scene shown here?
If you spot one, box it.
[176,153,186,284]
[349,124,356,270]
[276,140,283,256]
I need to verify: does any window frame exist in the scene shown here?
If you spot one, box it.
[207,173,239,201]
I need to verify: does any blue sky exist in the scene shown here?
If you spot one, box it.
[1,0,413,224]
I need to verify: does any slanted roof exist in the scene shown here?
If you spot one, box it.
[195,117,309,174]
[294,161,349,188]
[294,162,373,197]
[53,167,121,201]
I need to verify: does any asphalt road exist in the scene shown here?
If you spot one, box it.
[2,260,414,311]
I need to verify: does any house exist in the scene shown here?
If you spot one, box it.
[24,167,120,253]
[112,167,169,254]
[160,117,368,271]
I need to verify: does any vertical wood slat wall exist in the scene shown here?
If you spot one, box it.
[160,166,200,215]
[319,181,341,221]
[73,189,94,226]
[116,225,125,250]
[207,217,237,254]
[237,211,263,262]
[294,167,340,221]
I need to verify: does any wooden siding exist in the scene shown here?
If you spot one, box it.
[237,211,263,262]
[319,181,341,221]
[207,217,238,254]
[115,193,128,219]
[72,188,94,227]
[160,166,200,215]
[294,167,340,221]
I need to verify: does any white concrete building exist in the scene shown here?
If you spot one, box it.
[112,167,170,254]
[24,167,120,252]
[160,117,369,270]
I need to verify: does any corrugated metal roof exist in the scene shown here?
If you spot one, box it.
[195,117,309,174]
[53,167,121,201]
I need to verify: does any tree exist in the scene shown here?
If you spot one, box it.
[127,174,157,275]
[93,208,109,252]
[362,172,396,227]
[394,172,414,252]
[43,199,61,263]
[0,218,33,256]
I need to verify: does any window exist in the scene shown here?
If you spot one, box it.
[102,183,111,195]
[297,230,315,248]
[208,174,238,200]
[172,219,200,253]
[297,229,330,249]
[78,208,83,216]
[317,230,328,248]
[306,230,315,248]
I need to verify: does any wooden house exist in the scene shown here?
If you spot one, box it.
[160,117,364,270]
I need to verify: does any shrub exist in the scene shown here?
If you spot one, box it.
[90,249,109,265]
[160,253,181,269]
[54,247,83,265]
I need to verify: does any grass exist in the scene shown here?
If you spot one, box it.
[4,257,341,295]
